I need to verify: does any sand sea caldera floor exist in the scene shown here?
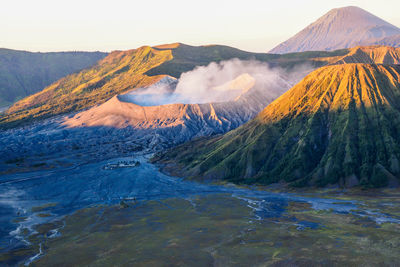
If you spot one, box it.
[0,155,399,266]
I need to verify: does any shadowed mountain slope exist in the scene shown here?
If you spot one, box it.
[0,49,107,107]
[270,6,400,54]
[156,63,400,188]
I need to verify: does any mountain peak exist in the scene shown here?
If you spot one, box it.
[318,6,394,26]
[331,6,368,12]
[270,6,400,54]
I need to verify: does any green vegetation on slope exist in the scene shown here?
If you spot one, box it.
[0,43,349,128]
[156,63,400,188]
[0,48,107,107]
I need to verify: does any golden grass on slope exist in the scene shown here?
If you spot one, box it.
[257,64,400,124]
[1,46,174,127]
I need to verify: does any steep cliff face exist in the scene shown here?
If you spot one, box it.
[158,64,400,188]
[270,6,400,54]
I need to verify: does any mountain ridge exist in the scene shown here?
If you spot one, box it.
[1,46,173,127]
[156,63,400,188]
[0,49,107,107]
[0,43,348,129]
[327,46,400,65]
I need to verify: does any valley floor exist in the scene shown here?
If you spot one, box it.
[0,154,399,266]
[0,113,399,266]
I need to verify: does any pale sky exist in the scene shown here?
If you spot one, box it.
[1,0,400,53]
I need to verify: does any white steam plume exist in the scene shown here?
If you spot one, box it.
[121,59,312,106]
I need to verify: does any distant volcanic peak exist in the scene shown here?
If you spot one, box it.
[258,63,400,124]
[318,6,395,27]
[270,6,400,54]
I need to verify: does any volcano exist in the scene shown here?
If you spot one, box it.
[62,73,291,145]
[270,6,400,54]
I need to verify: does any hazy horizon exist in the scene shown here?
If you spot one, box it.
[2,0,400,53]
